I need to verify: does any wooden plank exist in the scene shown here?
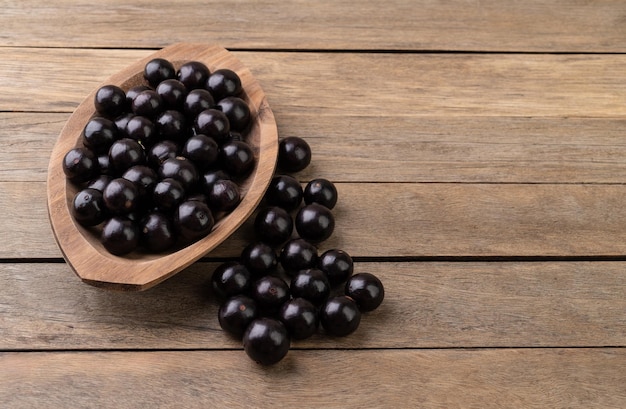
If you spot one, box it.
[5,113,626,184]
[1,261,624,350]
[1,349,624,408]
[1,1,626,52]
[2,49,626,117]
[4,181,626,259]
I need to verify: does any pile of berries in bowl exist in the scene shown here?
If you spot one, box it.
[62,57,258,255]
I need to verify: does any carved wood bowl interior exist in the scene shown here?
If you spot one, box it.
[47,43,278,291]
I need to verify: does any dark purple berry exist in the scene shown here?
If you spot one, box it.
[320,296,361,337]
[206,69,242,100]
[295,203,335,243]
[303,178,338,209]
[318,249,353,286]
[278,136,311,172]
[264,175,303,211]
[290,268,330,307]
[101,216,139,256]
[94,84,126,118]
[240,242,277,276]
[217,96,251,132]
[211,261,252,299]
[219,295,258,338]
[82,117,118,154]
[71,188,106,226]
[280,238,318,275]
[144,58,175,87]
[254,206,293,245]
[279,298,319,340]
[243,318,290,365]
[102,177,140,215]
[173,200,214,242]
[251,275,290,312]
[140,212,176,253]
[63,147,98,183]
[177,61,210,90]
[345,273,385,312]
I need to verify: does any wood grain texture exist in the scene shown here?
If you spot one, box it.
[1,262,624,350]
[46,44,278,290]
[5,181,626,259]
[1,349,624,408]
[4,113,626,184]
[2,49,626,118]
[1,1,625,52]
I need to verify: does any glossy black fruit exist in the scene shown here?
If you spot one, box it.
[278,298,319,340]
[155,110,187,142]
[147,140,179,168]
[108,138,145,174]
[177,61,210,90]
[278,136,311,172]
[159,156,198,191]
[264,175,303,211]
[122,165,158,199]
[254,206,293,245]
[290,269,330,307]
[303,178,338,209]
[82,117,118,154]
[182,134,218,169]
[211,261,252,299]
[240,242,277,276]
[139,211,176,253]
[183,89,215,118]
[194,108,230,142]
[207,179,240,212]
[345,273,385,312]
[318,249,353,286]
[219,140,255,176]
[131,89,163,118]
[156,79,188,109]
[217,96,251,132]
[206,68,242,100]
[320,296,361,337]
[102,177,140,215]
[152,178,186,212]
[71,188,106,226]
[251,275,290,312]
[219,295,258,338]
[94,84,126,118]
[173,200,214,242]
[243,318,290,365]
[144,58,176,87]
[295,203,335,243]
[101,216,139,256]
[63,147,98,183]
[280,238,318,275]
[125,115,157,147]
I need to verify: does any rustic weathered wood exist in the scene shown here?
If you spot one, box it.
[1,1,626,52]
[1,349,624,408]
[0,262,624,350]
[46,44,279,290]
[2,49,626,118]
[9,181,626,259]
[6,113,626,184]
[3,0,626,404]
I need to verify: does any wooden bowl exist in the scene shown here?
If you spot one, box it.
[47,44,278,291]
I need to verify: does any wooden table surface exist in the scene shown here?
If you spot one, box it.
[2,1,626,407]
